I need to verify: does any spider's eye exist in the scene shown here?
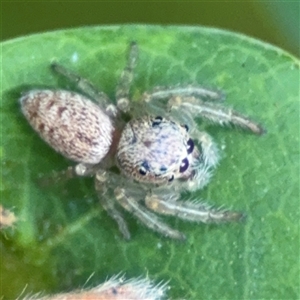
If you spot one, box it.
[168,175,174,182]
[152,116,163,127]
[183,124,189,132]
[187,138,194,154]
[139,160,149,176]
[139,168,147,176]
[160,166,167,173]
[179,158,189,173]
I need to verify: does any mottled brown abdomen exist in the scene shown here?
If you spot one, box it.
[20,90,114,164]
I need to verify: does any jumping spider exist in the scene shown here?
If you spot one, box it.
[20,42,264,240]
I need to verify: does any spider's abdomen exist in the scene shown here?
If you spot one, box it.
[20,90,114,164]
[117,116,195,184]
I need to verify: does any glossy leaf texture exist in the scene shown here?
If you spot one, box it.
[1,25,299,299]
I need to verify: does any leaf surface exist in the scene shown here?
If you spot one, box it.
[1,25,299,299]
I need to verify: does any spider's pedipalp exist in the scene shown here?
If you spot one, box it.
[187,163,212,191]
[114,187,186,240]
[195,131,220,168]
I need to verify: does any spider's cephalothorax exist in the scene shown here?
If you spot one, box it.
[20,42,265,240]
[117,115,199,185]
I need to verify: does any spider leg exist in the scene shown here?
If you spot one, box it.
[142,84,263,134]
[114,187,186,240]
[50,63,119,116]
[115,42,139,113]
[38,163,98,187]
[95,170,130,240]
[168,96,265,134]
[145,193,244,223]
[141,86,224,122]
[143,85,224,103]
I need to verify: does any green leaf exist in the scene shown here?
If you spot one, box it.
[1,25,299,299]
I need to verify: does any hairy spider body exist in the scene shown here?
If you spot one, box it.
[20,42,264,240]
[117,116,199,185]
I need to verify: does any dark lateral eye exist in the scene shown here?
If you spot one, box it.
[179,158,189,173]
[168,175,174,182]
[139,160,149,176]
[152,116,163,127]
[187,138,194,154]
[183,124,189,132]
[160,166,167,173]
[139,168,147,175]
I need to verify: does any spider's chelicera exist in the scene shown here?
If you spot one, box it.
[20,42,264,240]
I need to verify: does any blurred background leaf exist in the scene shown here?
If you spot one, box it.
[1,25,299,299]
[1,1,299,56]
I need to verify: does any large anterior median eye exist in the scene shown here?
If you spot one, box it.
[179,158,189,173]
